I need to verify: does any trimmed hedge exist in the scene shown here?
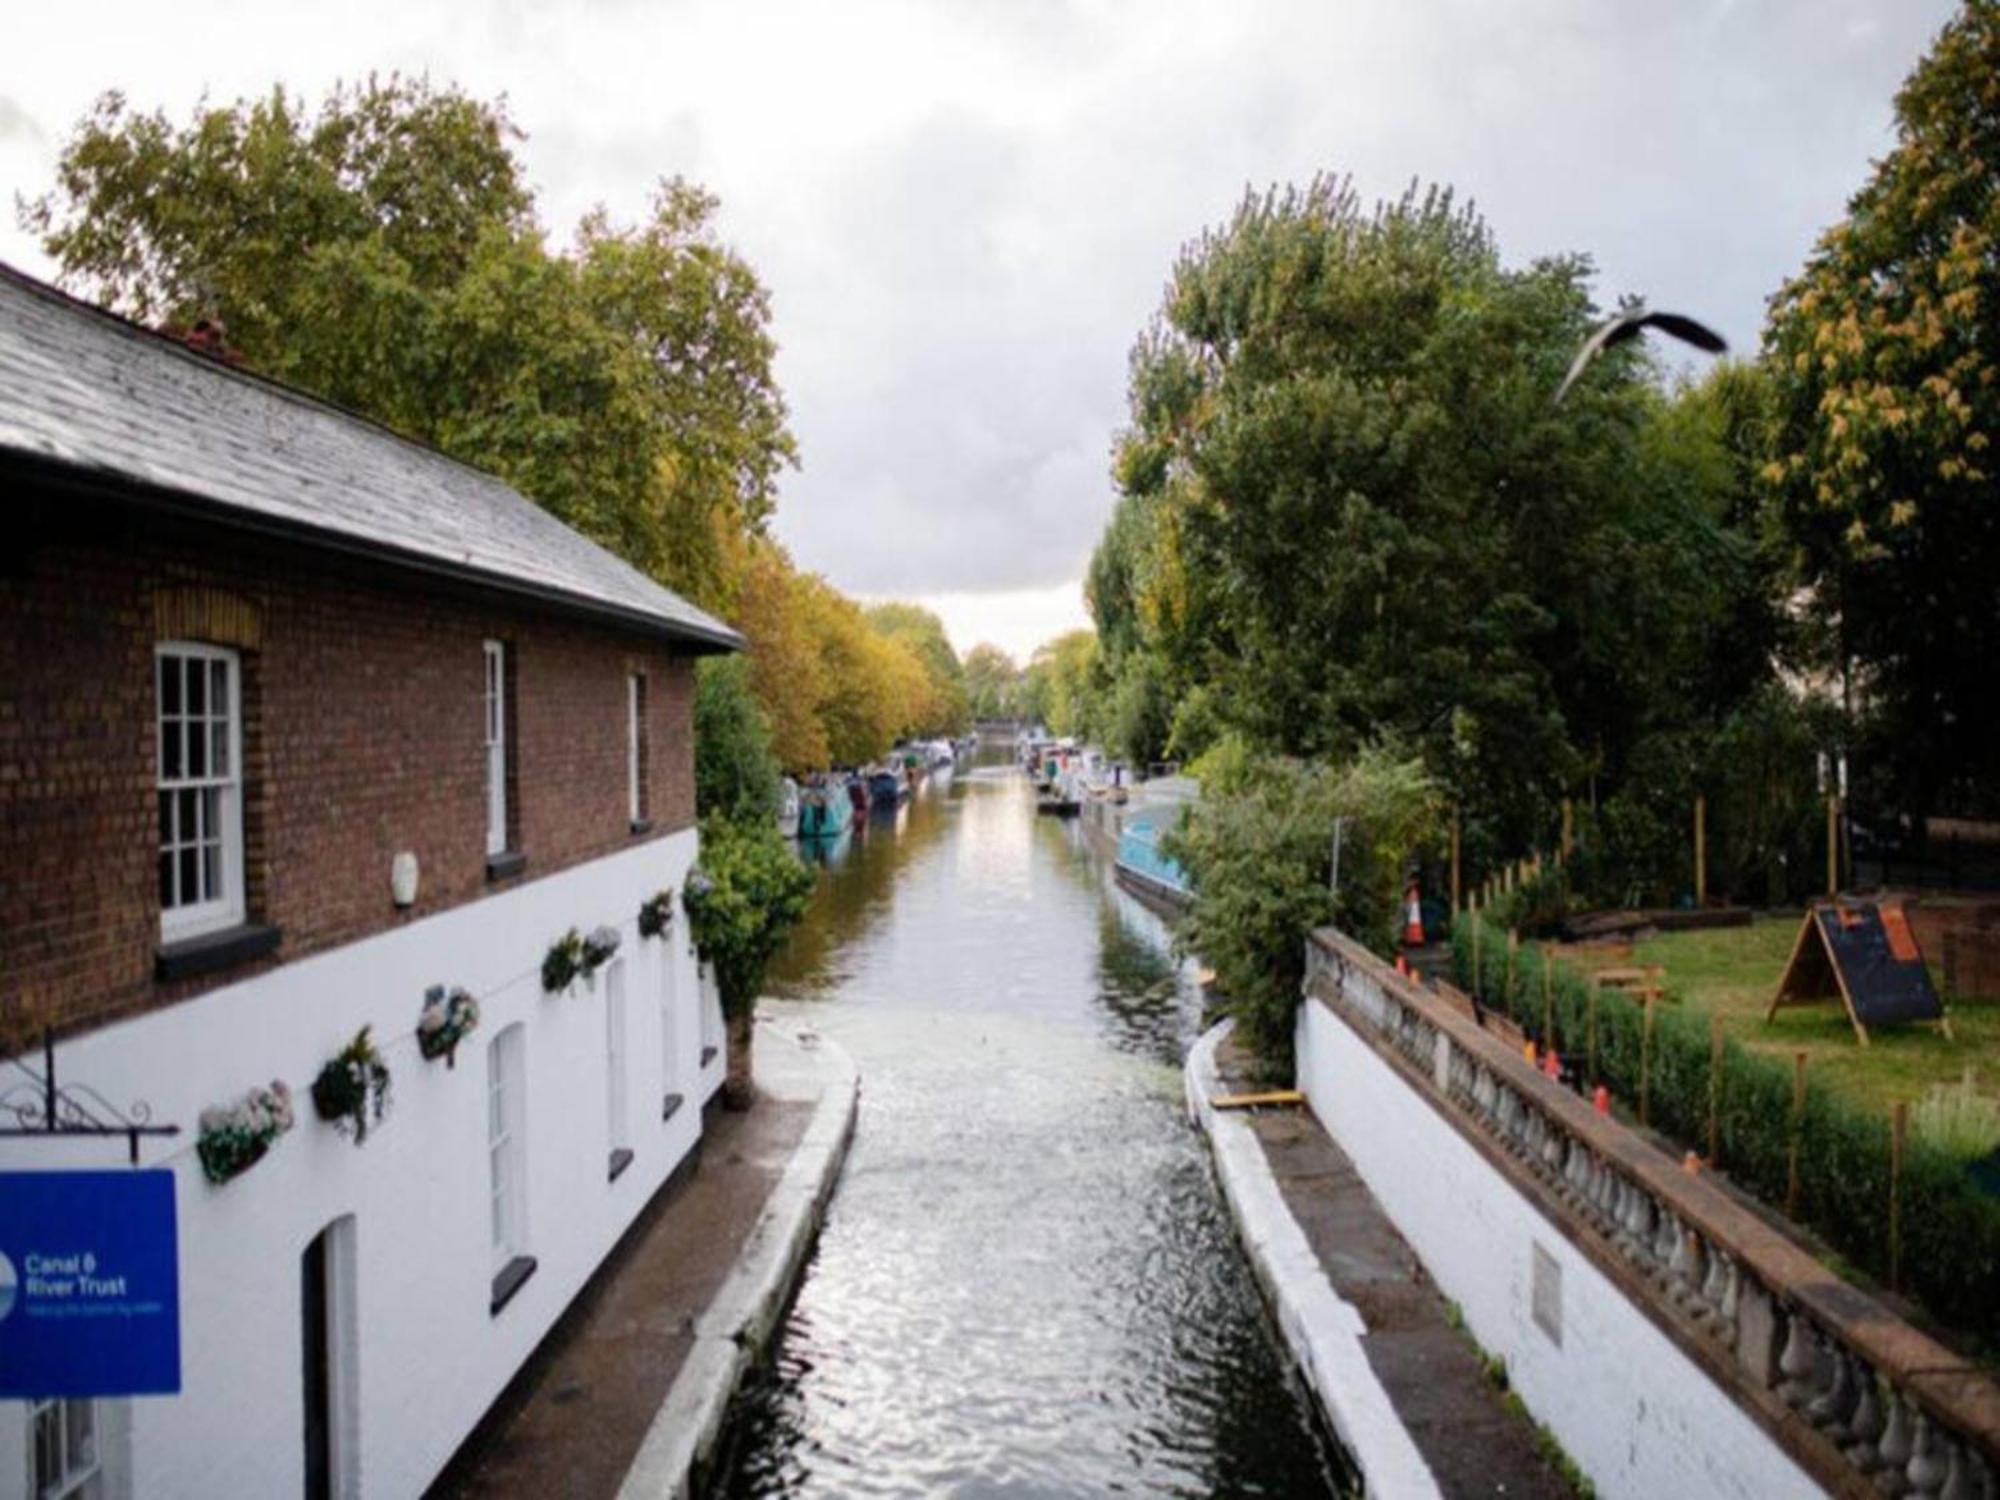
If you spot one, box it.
[1449,913,2000,1355]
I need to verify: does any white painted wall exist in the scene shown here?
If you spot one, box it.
[0,830,714,1500]
[1295,995,1824,1500]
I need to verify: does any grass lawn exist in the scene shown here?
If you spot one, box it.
[1571,914,2000,1121]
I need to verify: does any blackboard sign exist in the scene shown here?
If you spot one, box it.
[1767,900,1948,1044]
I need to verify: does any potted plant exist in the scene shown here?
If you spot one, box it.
[581,924,621,980]
[416,985,480,1067]
[196,1080,295,1185]
[311,1026,392,1143]
[638,889,675,939]
[542,928,586,994]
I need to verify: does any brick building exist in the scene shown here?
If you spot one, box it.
[0,265,737,1498]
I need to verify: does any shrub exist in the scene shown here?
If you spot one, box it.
[1169,745,1439,1067]
[682,813,815,1018]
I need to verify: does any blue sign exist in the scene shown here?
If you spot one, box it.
[0,1171,181,1397]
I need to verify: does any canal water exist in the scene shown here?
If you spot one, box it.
[715,750,1352,1498]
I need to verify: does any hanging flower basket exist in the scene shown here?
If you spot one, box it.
[582,925,622,975]
[197,1080,294,1186]
[638,889,675,939]
[311,1026,392,1144]
[542,928,586,993]
[416,985,480,1066]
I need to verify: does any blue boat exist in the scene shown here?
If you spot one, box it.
[868,768,909,807]
[1114,810,1192,911]
[798,777,854,840]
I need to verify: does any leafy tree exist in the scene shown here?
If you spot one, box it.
[25,78,795,609]
[682,815,815,1108]
[1763,1,2000,816]
[694,655,782,825]
[1029,629,1102,740]
[962,643,1021,720]
[865,602,969,735]
[1166,746,1440,1068]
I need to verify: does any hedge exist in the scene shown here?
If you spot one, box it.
[1449,912,2000,1355]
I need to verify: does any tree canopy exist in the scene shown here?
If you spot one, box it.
[1763,0,2000,815]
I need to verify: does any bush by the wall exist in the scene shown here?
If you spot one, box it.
[1450,911,2000,1355]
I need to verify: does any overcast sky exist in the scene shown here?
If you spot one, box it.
[0,0,1957,659]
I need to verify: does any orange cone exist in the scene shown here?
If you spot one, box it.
[1401,883,1425,946]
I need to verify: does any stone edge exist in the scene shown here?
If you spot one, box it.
[1186,1018,1441,1500]
[614,1019,861,1500]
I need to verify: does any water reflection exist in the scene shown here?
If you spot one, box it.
[721,749,1351,1498]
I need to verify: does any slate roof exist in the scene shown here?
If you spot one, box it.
[0,264,741,652]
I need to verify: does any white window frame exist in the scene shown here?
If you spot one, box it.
[483,641,508,857]
[606,958,629,1156]
[486,1025,527,1271]
[30,1396,100,1500]
[627,673,645,824]
[156,642,244,942]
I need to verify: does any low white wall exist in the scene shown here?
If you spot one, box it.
[1296,996,1823,1500]
[0,831,711,1500]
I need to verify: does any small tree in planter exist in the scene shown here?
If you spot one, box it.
[682,814,814,1110]
[311,1026,392,1144]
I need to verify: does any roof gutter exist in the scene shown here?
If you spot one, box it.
[4,449,745,656]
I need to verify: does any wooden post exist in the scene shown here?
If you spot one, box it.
[1694,793,1707,908]
[1541,949,1555,1052]
[1708,1012,1724,1167]
[1640,993,1657,1127]
[1827,794,1840,897]
[1450,814,1461,915]
[1890,1101,1908,1294]
[1786,1051,1809,1221]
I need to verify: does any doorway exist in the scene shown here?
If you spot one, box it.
[301,1215,358,1499]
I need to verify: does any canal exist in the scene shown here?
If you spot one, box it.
[715,749,1352,1497]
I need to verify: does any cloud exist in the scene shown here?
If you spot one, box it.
[0,97,43,145]
[0,0,1958,639]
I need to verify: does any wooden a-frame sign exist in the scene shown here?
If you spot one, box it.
[1767,900,1950,1046]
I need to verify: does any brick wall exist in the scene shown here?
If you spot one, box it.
[1,489,703,1043]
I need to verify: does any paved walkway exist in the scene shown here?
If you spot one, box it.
[1218,1034,1574,1499]
[430,1024,847,1499]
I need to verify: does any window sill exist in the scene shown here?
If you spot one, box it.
[490,1255,537,1316]
[629,817,655,836]
[485,849,527,883]
[700,1045,718,1069]
[661,1092,684,1123]
[156,923,281,983]
[608,1147,634,1183]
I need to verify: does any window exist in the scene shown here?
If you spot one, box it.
[31,1397,100,1500]
[483,641,508,857]
[156,643,243,940]
[606,959,631,1177]
[486,1025,527,1270]
[628,673,649,826]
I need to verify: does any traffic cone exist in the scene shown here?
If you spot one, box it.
[1401,883,1425,946]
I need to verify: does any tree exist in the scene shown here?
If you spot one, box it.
[1763,1,2000,816]
[962,643,1021,720]
[865,603,969,735]
[1165,746,1440,1068]
[682,815,814,1109]
[1101,175,1784,885]
[1029,629,1102,740]
[694,655,782,825]
[24,78,796,610]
